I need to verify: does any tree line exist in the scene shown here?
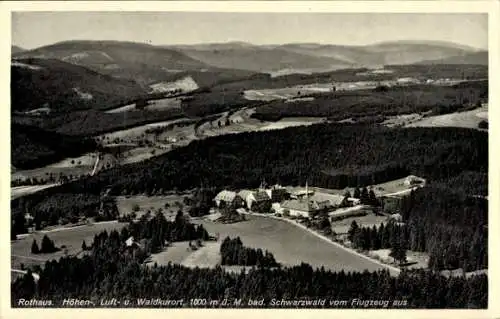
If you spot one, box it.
[12,228,487,308]
[220,237,279,267]
[347,187,488,272]
[11,193,118,238]
[11,123,97,170]
[41,125,486,197]
[127,209,210,254]
[251,81,487,122]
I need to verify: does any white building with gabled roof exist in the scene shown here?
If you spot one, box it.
[214,190,237,207]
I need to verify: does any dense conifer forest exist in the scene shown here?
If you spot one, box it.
[349,186,487,272]
[251,81,487,122]
[42,125,486,195]
[220,237,279,267]
[11,123,97,169]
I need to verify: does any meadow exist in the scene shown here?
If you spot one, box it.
[192,215,395,274]
[406,104,488,130]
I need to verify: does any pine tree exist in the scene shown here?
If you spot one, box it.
[369,189,378,206]
[31,239,40,254]
[353,188,361,199]
[348,220,359,242]
[361,187,370,204]
[82,240,88,251]
[41,235,57,253]
[389,235,407,265]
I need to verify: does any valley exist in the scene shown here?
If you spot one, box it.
[9,34,489,309]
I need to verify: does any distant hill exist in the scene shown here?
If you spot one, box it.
[359,41,481,65]
[13,40,212,86]
[16,40,486,78]
[171,40,484,73]
[11,45,25,54]
[11,57,147,112]
[167,45,353,73]
[14,40,262,87]
[416,51,488,66]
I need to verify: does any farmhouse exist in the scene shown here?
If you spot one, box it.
[125,236,143,249]
[280,183,333,218]
[404,175,425,187]
[249,191,272,211]
[270,187,289,203]
[281,199,320,218]
[237,190,254,209]
[309,192,345,207]
[236,183,275,210]
[214,190,237,208]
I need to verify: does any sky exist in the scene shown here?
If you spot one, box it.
[12,12,488,50]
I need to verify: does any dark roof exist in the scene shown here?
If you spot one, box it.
[281,199,316,212]
[254,191,270,201]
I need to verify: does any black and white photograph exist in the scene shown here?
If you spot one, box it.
[3,1,497,313]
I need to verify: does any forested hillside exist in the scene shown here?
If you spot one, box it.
[11,58,147,112]
[11,123,97,169]
[45,125,486,196]
[351,187,487,272]
[14,109,184,137]
[252,81,488,121]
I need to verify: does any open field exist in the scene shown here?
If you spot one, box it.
[11,152,121,185]
[148,76,199,93]
[243,81,381,101]
[97,117,191,143]
[47,153,96,168]
[147,241,194,266]
[257,117,326,131]
[198,108,326,137]
[11,184,60,200]
[104,103,137,113]
[147,241,221,269]
[243,78,473,102]
[406,104,488,129]
[105,98,182,113]
[11,221,127,270]
[180,242,221,268]
[120,147,170,164]
[194,215,396,274]
[12,165,93,182]
[382,113,425,127]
